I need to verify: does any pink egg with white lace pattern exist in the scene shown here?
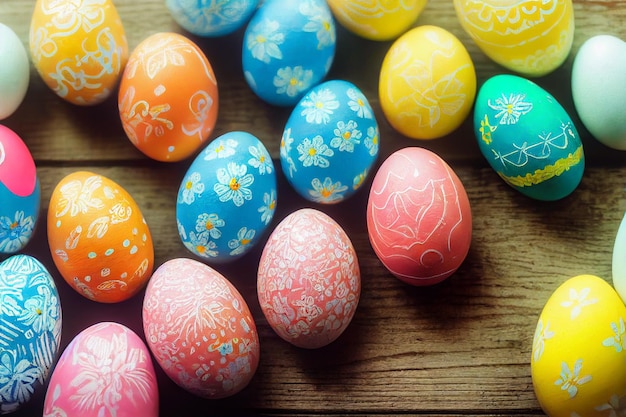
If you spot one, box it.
[257,208,361,349]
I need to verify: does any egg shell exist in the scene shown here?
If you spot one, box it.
[326,0,427,41]
[572,35,626,151]
[242,0,336,106]
[118,32,219,162]
[142,257,260,399]
[166,0,259,37]
[454,0,574,77]
[379,25,476,140]
[257,208,361,349]
[366,147,472,286]
[531,274,626,417]
[29,0,128,105]
[280,79,379,204]
[474,74,584,201]
[0,23,29,119]
[0,125,40,255]
[176,131,277,263]
[613,213,626,304]
[43,322,158,417]
[0,254,62,414]
[47,171,154,303]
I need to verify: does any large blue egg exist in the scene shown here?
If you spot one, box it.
[242,0,336,106]
[166,0,259,37]
[474,74,585,201]
[0,254,62,414]
[176,131,277,263]
[0,125,40,255]
[281,79,379,204]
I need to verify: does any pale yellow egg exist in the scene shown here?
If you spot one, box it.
[379,25,476,140]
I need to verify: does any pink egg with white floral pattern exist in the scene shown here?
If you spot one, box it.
[43,322,159,417]
[142,258,260,399]
[257,208,360,349]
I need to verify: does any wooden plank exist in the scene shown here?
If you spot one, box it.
[2,0,626,416]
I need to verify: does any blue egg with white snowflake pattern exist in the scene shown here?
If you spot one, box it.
[281,79,379,204]
[176,131,277,263]
[474,74,584,201]
[242,0,336,106]
[0,254,62,415]
[166,0,259,37]
[0,125,40,255]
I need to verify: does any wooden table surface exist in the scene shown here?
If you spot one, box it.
[2,0,626,416]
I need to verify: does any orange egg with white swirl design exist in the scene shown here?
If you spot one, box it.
[367,147,472,286]
[29,0,128,105]
[47,171,154,303]
[118,32,219,162]
[454,0,574,77]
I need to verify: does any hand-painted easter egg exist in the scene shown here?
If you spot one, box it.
[176,131,277,263]
[242,0,336,106]
[474,74,584,201]
[0,23,29,119]
[367,147,472,286]
[454,0,574,77]
[379,25,476,140]
[257,208,360,349]
[612,213,626,304]
[43,322,158,417]
[143,258,260,399]
[531,274,626,417]
[280,80,379,204]
[29,0,128,105]
[47,171,154,303]
[326,0,427,41]
[118,32,218,162]
[166,0,259,37]
[572,35,626,151]
[0,254,62,415]
[0,125,40,255]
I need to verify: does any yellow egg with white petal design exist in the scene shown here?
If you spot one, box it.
[327,0,428,41]
[454,0,574,77]
[379,25,476,140]
[531,274,626,417]
[29,0,128,105]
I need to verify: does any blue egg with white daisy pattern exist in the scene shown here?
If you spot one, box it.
[166,0,259,37]
[176,131,277,263]
[281,79,379,204]
[242,0,336,106]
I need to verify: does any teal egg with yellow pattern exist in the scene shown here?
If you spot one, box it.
[176,131,277,263]
[281,79,379,204]
[242,0,336,106]
[474,74,584,201]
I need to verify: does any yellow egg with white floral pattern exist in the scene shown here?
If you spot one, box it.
[379,25,476,140]
[531,275,626,417]
[453,0,574,77]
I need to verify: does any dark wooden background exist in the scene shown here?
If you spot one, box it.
[2,0,625,415]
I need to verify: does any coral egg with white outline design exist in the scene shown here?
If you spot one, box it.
[366,147,472,286]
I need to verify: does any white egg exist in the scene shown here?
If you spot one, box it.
[0,23,29,119]
[572,35,626,150]
[612,212,626,303]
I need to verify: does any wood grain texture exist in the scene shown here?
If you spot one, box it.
[1,0,626,416]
